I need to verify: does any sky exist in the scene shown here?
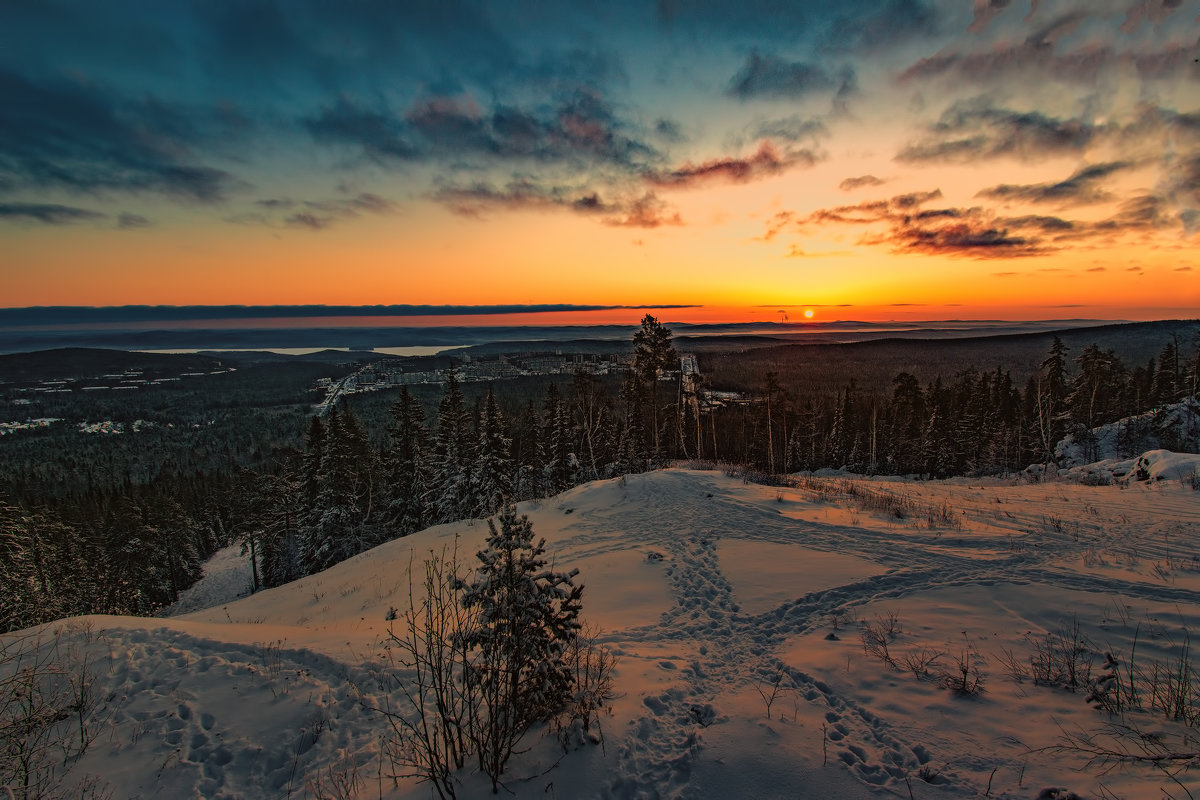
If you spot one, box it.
[1,0,1198,323]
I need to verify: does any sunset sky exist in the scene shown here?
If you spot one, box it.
[1,0,1198,323]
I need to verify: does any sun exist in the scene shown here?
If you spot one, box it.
[803,309,814,319]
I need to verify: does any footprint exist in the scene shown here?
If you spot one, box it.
[200,712,215,731]
[643,695,668,715]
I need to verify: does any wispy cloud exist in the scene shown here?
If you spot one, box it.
[728,51,855,101]
[0,202,106,225]
[977,162,1133,207]
[840,175,886,191]
[228,191,396,231]
[647,141,816,188]
[431,179,681,229]
[897,103,1105,163]
[0,69,243,202]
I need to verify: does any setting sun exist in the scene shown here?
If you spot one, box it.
[804,310,815,319]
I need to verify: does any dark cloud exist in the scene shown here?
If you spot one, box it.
[603,193,684,228]
[728,51,854,100]
[896,104,1104,163]
[893,189,943,208]
[647,141,816,188]
[783,188,1051,257]
[0,202,106,225]
[822,0,939,51]
[230,191,396,231]
[431,179,681,228]
[306,89,656,171]
[1000,214,1075,232]
[116,212,152,229]
[840,175,886,191]
[751,116,827,144]
[654,119,685,142]
[868,218,1043,257]
[255,198,296,210]
[1121,0,1186,32]
[976,161,1133,206]
[967,0,1013,34]
[285,212,332,231]
[303,98,418,163]
[0,69,243,202]
[903,5,1192,85]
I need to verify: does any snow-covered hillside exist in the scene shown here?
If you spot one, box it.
[7,466,1200,799]
[1055,397,1200,474]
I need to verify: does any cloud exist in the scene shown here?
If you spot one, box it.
[976,161,1133,206]
[603,193,684,228]
[0,69,243,203]
[647,141,816,188]
[751,116,827,143]
[303,97,417,163]
[896,104,1105,163]
[1175,266,1194,272]
[783,188,1053,257]
[0,202,106,225]
[840,175,886,191]
[116,212,152,229]
[967,0,1013,34]
[306,89,657,172]
[229,191,396,231]
[728,51,854,100]
[1121,0,1187,32]
[822,0,939,51]
[871,219,1043,257]
[431,179,681,228]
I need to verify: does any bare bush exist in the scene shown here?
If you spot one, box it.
[752,664,792,720]
[899,647,945,680]
[554,624,619,749]
[371,542,476,800]
[1029,618,1094,691]
[0,623,111,800]
[940,633,986,696]
[860,615,900,671]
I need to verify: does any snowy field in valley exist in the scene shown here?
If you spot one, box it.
[8,460,1200,799]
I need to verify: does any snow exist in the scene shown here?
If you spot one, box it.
[6,457,1200,799]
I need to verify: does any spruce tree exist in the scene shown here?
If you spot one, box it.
[473,386,513,518]
[430,370,473,523]
[631,315,678,459]
[542,383,574,495]
[385,385,430,536]
[460,504,583,793]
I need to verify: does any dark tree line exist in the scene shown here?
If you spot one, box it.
[707,335,1198,478]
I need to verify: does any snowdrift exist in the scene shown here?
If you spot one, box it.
[5,469,1200,799]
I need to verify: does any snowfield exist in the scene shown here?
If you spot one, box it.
[9,460,1200,799]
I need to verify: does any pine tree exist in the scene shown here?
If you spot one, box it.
[631,315,678,460]
[1152,339,1181,405]
[385,386,430,536]
[430,370,474,523]
[473,386,513,518]
[511,400,545,501]
[460,504,583,793]
[542,383,574,495]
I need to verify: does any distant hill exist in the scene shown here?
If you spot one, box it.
[0,348,226,381]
